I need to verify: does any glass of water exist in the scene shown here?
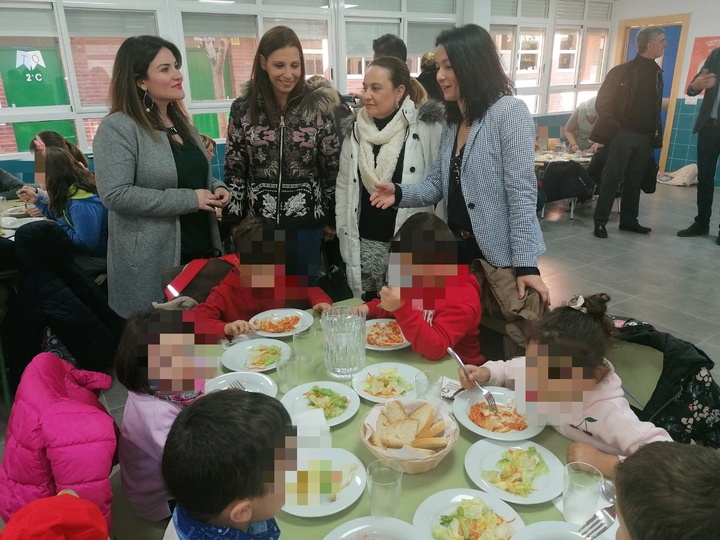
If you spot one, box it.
[366,460,403,518]
[321,306,366,380]
[563,462,604,525]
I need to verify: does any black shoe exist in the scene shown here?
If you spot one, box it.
[677,222,709,237]
[619,223,652,234]
[594,225,608,238]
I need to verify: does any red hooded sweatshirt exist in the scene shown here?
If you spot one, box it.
[365,268,485,365]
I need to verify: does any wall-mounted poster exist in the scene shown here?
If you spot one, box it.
[685,36,720,94]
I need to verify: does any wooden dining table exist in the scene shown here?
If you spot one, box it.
[218,298,656,539]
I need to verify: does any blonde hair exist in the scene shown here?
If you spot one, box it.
[420,51,437,71]
[199,134,216,155]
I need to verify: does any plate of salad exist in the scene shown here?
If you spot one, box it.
[412,488,524,540]
[221,338,291,373]
[464,440,563,505]
[280,381,360,427]
[351,363,420,403]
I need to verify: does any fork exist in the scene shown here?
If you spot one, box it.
[578,505,616,540]
[228,379,247,391]
[447,347,498,413]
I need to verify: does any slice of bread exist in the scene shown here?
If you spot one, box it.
[412,448,437,456]
[416,420,445,439]
[385,400,408,424]
[370,412,390,447]
[409,402,435,435]
[411,436,448,450]
[382,419,419,448]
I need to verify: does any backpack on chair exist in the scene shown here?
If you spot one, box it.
[161,255,236,304]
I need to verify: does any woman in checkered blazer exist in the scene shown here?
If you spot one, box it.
[370,24,550,306]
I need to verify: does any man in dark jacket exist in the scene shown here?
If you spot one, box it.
[591,26,666,239]
[677,47,720,244]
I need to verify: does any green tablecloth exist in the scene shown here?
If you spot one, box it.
[226,300,571,538]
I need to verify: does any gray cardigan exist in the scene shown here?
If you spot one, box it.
[93,112,224,317]
[0,168,24,199]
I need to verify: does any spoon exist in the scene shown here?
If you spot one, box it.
[600,480,616,505]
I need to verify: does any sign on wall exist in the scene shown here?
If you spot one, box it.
[685,36,720,94]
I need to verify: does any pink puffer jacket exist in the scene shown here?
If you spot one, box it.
[0,353,117,529]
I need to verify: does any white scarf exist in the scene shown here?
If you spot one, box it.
[356,95,412,194]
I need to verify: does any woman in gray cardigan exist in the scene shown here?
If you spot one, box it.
[94,36,229,317]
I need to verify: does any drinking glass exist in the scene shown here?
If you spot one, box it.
[366,460,403,518]
[321,307,366,380]
[553,143,567,159]
[292,326,316,365]
[563,462,604,525]
[275,349,299,393]
[415,371,443,400]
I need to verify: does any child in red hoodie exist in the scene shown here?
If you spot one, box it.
[357,212,484,365]
[192,216,332,338]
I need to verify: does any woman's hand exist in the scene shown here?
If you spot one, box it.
[195,189,219,212]
[458,365,491,389]
[378,286,403,312]
[224,320,252,337]
[213,187,231,208]
[16,185,39,204]
[369,183,397,210]
[323,225,336,241]
[313,302,332,313]
[590,142,604,154]
[517,274,551,306]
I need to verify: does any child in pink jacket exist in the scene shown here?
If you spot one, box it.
[115,308,219,522]
[0,353,117,530]
[459,293,672,478]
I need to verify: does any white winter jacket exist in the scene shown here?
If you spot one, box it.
[335,100,445,297]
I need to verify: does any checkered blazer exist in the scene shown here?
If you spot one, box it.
[399,95,545,268]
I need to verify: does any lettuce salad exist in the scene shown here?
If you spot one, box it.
[481,446,549,497]
[432,498,515,540]
[363,368,414,398]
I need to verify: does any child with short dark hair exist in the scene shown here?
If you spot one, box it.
[614,441,720,540]
[460,292,672,478]
[161,390,293,540]
[357,212,483,364]
[192,216,332,338]
[115,308,218,522]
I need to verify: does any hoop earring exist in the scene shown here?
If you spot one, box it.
[143,91,154,112]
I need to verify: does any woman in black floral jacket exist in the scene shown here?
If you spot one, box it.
[223,26,341,284]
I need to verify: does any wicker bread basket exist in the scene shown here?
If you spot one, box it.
[359,399,459,474]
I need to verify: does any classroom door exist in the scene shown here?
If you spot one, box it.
[614,15,690,171]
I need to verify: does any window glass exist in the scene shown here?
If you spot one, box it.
[407,22,455,77]
[407,0,455,14]
[550,28,579,86]
[515,28,544,88]
[65,9,158,107]
[490,25,515,75]
[516,94,539,114]
[548,91,576,113]
[348,0,402,10]
[345,20,400,95]
[579,28,607,84]
[0,119,77,155]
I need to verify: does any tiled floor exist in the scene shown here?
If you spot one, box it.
[0,182,718,508]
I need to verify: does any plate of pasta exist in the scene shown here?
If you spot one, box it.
[221,338,291,373]
[452,387,545,441]
[366,319,410,351]
[249,308,314,337]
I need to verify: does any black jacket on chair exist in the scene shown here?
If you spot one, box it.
[4,221,124,386]
[539,160,595,202]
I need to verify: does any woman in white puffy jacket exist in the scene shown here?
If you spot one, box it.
[336,56,445,299]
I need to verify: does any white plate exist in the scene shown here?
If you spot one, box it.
[412,488,524,540]
[452,387,546,441]
[351,362,421,403]
[204,371,278,397]
[324,517,422,540]
[1,207,30,217]
[280,381,360,427]
[464,440,563,505]
[282,448,366,518]
[249,308,314,337]
[221,338,290,373]
[3,217,46,229]
[1,229,15,239]
[512,521,613,540]
[1,217,17,228]
[365,318,411,351]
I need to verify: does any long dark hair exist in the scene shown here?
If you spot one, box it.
[29,130,89,169]
[109,35,193,147]
[248,26,306,124]
[435,24,514,125]
[44,147,98,216]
